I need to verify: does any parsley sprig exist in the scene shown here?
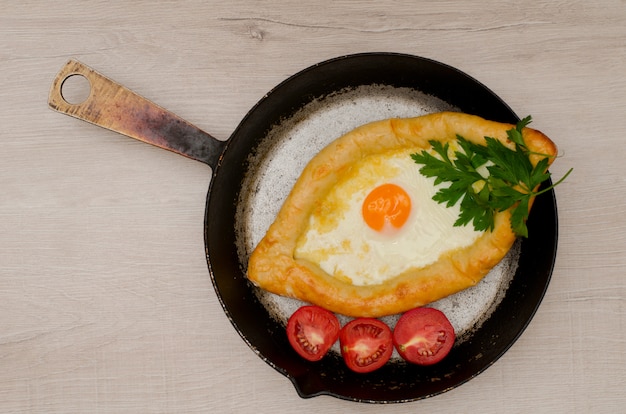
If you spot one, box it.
[410,116,572,237]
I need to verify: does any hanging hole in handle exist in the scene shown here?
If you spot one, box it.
[60,74,91,105]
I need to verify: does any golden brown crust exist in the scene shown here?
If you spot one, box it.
[247,112,557,317]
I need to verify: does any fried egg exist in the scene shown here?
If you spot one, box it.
[294,148,484,286]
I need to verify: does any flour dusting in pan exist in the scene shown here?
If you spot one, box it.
[234,85,519,347]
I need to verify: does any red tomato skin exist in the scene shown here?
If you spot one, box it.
[339,318,393,373]
[393,307,455,366]
[286,306,340,362]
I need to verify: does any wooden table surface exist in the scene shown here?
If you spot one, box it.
[2,1,625,412]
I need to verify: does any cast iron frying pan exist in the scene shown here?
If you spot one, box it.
[48,53,557,403]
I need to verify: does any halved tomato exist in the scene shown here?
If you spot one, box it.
[393,307,455,366]
[286,306,340,362]
[339,318,393,373]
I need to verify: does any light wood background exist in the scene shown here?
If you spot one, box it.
[2,1,625,413]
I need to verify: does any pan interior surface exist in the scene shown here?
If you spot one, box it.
[205,53,557,403]
[235,84,520,344]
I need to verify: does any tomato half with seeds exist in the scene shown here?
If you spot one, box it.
[286,306,340,362]
[339,318,393,373]
[393,307,455,366]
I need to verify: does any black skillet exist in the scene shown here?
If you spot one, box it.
[49,53,557,403]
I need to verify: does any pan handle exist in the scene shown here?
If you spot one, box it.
[48,59,224,168]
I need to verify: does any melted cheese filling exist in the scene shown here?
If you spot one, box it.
[294,149,484,286]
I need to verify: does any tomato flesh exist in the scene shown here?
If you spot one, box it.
[339,318,393,373]
[393,307,455,366]
[286,306,340,362]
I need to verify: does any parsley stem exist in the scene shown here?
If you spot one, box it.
[532,167,574,197]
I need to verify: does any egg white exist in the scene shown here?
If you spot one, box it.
[293,148,484,286]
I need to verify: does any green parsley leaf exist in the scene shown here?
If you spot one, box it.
[411,116,572,237]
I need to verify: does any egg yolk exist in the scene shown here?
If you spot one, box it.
[362,183,412,232]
